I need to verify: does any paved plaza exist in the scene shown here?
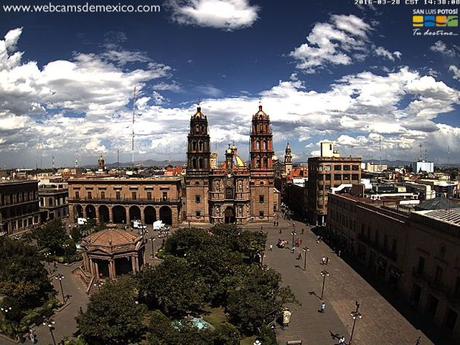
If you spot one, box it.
[256,217,434,345]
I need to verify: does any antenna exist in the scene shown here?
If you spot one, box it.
[131,86,137,170]
[379,135,382,168]
[52,155,55,170]
[117,149,120,170]
[419,143,423,161]
[447,145,450,166]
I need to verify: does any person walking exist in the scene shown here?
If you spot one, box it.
[319,301,326,313]
[301,228,304,235]
[279,228,282,234]
[325,256,329,265]
[269,244,273,251]
[338,336,346,344]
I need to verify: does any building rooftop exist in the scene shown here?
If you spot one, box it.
[416,197,460,211]
[68,176,181,182]
[85,229,141,247]
[414,208,460,227]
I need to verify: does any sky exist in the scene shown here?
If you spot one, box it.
[0,0,459,168]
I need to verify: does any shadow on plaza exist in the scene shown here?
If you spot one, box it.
[310,226,456,345]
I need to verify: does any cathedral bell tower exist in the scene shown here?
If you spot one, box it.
[249,105,275,222]
[284,142,293,176]
[185,107,210,222]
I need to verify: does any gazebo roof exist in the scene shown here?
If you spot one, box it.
[82,229,144,254]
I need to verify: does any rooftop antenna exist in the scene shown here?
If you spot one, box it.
[131,86,138,170]
[379,135,383,168]
[117,149,120,170]
[52,155,55,170]
[447,145,450,166]
[419,143,423,161]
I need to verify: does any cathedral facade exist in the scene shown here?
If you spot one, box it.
[185,105,277,224]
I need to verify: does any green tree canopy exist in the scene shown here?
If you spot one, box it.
[137,256,209,318]
[77,278,147,345]
[0,237,53,321]
[32,219,73,256]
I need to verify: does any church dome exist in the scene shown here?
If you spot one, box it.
[193,106,206,119]
[254,105,269,120]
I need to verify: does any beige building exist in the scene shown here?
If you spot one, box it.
[328,193,460,340]
[307,145,362,224]
[68,177,182,226]
[39,181,68,222]
[0,180,40,235]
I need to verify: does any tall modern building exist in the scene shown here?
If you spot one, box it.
[307,142,362,225]
[185,105,277,224]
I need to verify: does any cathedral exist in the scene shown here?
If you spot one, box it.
[185,105,278,224]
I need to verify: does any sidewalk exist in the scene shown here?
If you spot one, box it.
[262,217,433,345]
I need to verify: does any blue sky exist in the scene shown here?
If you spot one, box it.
[0,0,459,168]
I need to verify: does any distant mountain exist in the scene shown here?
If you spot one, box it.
[82,160,186,169]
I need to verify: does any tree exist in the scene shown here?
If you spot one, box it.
[164,228,214,257]
[0,237,53,322]
[137,256,209,317]
[77,278,146,345]
[32,219,71,256]
[225,265,297,335]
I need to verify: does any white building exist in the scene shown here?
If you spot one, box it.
[412,160,434,174]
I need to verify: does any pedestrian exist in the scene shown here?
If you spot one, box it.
[269,244,273,251]
[338,249,342,257]
[273,220,276,226]
[279,228,282,234]
[339,336,346,344]
[321,257,326,265]
[297,253,302,260]
[319,301,326,313]
[301,228,304,235]
[316,235,321,244]
[326,256,329,265]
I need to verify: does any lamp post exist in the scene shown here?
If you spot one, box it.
[44,251,51,274]
[349,301,362,345]
[150,236,156,258]
[55,273,65,303]
[302,247,310,271]
[93,281,104,291]
[43,319,56,345]
[1,306,12,318]
[291,230,297,253]
[320,270,329,300]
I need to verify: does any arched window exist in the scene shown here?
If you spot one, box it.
[199,141,203,151]
[263,157,268,168]
[198,158,203,169]
[192,158,197,169]
[256,140,260,150]
[192,141,197,151]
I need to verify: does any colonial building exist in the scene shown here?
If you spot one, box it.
[185,106,277,224]
[0,180,40,235]
[328,193,460,341]
[38,180,69,222]
[68,177,182,226]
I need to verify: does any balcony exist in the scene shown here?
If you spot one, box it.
[69,197,180,205]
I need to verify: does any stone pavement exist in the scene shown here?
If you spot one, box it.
[35,263,89,345]
[256,217,434,345]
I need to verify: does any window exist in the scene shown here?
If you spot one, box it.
[196,211,201,217]
[116,191,121,200]
[416,256,425,274]
[162,192,168,201]
[147,192,152,200]
[259,195,265,203]
[195,195,201,204]
[352,165,360,170]
[352,174,359,180]
[75,191,80,200]
[334,165,342,171]
[334,174,342,180]
[87,192,92,200]
[343,165,351,171]
[225,188,233,199]
[101,191,105,199]
[259,211,264,218]
[132,192,137,200]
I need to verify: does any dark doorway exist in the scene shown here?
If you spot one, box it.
[444,308,458,331]
[115,257,132,276]
[224,207,235,224]
[144,206,156,224]
[426,294,439,319]
[99,205,110,223]
[75,205,83,218]
[112,206,126,224]
[129,206,141,223]
[86,205,96,219]
[159,206,172,225]
[96,260,109,278]
[411,284,422,307]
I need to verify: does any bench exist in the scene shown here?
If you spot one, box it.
[286,341,302,345]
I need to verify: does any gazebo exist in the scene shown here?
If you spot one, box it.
[81,229,145,282]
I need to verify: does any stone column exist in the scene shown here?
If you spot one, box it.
[69,205,75,222]
[131,256,136,272]
[82,205,87,218]
[94,260,99,280]
[109,206,114,223]
[109,259,115,279]
[95,206,100,225]
[140,206,145,224]
[134,256,139,272]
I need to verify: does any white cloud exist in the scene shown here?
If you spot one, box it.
[153,81,182,92]
[289,14,372,73]
[196,84,223,97]
[375,46,401,61]
[430,40,458,57]
[167,0,259,30]
[449,65,460,81]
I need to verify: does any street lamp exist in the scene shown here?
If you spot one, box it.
[320,270,330,300]
[150,236,156,258]
[43,319,56,345]
[93,281,104,291]
[349,301,362,345]
[302,247,310,271]
[55,273,65,303]
[291,230,297,253]
[0,306,12,317]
